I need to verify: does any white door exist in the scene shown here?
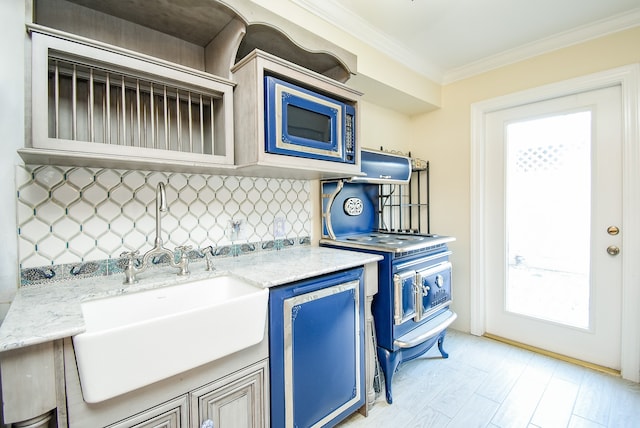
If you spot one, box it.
[484,85,622,370]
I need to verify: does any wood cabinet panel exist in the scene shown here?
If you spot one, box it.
[0,342,57,424]
[191,359,269,428]
[106,396,188,428]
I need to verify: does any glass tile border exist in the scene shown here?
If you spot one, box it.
[20,236,311,287]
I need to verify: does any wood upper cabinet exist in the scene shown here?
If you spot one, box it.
[23,0,360,179]
[21,27,236,175]
[231,50,362,180]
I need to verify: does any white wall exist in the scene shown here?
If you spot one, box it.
[0,0,25,317]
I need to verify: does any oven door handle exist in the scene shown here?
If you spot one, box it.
[394,309,457,349]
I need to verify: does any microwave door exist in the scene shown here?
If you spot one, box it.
[265,76,349,163]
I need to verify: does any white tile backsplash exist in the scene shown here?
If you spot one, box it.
[16,166,311,268]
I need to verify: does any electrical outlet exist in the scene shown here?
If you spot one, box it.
[273,216,286,238]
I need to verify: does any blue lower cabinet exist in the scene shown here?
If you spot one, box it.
[269,268,365,427]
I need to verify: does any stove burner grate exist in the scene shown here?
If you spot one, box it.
[346,237,372,242]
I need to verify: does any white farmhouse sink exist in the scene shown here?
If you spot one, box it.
[73,275,268,403]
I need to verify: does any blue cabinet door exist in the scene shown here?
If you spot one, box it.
[269,268,365,428]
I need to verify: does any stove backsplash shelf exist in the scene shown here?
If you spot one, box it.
[378,160,430,234]
[320,149,430,240]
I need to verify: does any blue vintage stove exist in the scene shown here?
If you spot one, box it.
[320,149,457,404]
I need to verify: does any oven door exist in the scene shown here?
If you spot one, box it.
[415,261,452,322]
[393,270,417,325]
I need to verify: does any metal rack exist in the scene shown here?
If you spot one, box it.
[47,56,221,154]
[378,158,430,234]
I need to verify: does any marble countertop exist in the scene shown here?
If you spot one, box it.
[0,246,381,352]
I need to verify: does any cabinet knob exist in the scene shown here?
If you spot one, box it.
[201,420,214,428]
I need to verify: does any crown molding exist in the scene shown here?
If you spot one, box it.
[442,7,640,84]
[292,1,640,86]
[291,0,444,81]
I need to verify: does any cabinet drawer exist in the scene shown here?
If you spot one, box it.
[106,396,188,428]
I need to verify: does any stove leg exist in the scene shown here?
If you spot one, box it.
[437,331,449,358]
[377,330,451,405]
[376,346,400,404]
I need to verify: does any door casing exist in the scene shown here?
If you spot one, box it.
[470,64,640,382]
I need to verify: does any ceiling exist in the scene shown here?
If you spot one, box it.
[293,0,640,84]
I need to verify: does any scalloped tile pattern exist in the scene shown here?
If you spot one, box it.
[16,166,311,268]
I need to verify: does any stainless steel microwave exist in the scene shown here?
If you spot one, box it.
[264,76,356,164]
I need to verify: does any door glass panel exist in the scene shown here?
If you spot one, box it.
[505,111,592,329]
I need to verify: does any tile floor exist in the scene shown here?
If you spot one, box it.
[338,329,640,428]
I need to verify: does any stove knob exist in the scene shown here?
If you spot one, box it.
[435,274,444,288]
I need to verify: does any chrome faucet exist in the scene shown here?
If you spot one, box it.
[154,182,167,249]
[121,182,190,284]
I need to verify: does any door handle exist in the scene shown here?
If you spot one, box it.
[606,245,620,256]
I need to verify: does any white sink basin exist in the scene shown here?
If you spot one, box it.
[73,275,269,403]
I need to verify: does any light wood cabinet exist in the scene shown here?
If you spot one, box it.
[0,342,57,425]
[101,360,268,428]
[62,331,270,428]
[231,49,362,180]
[21,0,361,179]
[21,27,236,175]
[190,360,268,428]
[106,396,189,428]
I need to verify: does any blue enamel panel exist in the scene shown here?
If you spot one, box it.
[350,149,412,184]
[292,287,357,426]
[269,268,365,427]
[321,182,379,237]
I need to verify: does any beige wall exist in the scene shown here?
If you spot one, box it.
[411,26,640,331]
[358,101,413,153]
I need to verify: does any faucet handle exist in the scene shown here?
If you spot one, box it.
[120,250,140,262]
[200,245,215,271]
[175,245,192,256]
[174,246,192,276]
[120,250,140,284]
